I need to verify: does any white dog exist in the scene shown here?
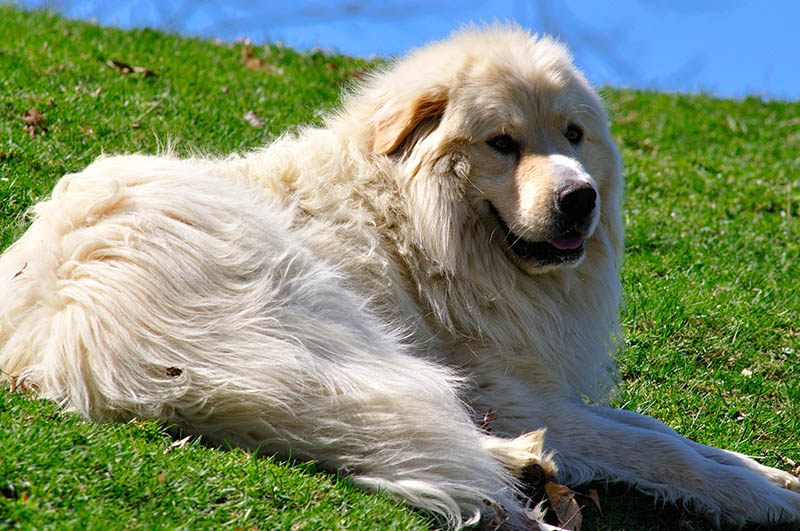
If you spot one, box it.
[1,25,798,529]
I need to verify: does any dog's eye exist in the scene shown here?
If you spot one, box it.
[486,135,520,156]
[565,123,584,145]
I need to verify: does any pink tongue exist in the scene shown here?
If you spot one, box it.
[550,236,585,250]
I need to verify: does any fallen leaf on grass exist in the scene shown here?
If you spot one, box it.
[163,435,192,455]
[544,481,582,530]
[22,109,47,137]
[244,110,265,128]
[106,59,133,73]
[106,59,158,78]
[241,40,284,74]
[132,65,158,78]
[23,109,45,125]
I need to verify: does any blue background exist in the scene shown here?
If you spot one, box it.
[18,0,800,100]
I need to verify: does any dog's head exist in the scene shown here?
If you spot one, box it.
[347,25,623,280]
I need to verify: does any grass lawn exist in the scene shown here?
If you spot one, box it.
[1,4,799,530]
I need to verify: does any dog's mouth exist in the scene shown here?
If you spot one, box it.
[487,202,586,268]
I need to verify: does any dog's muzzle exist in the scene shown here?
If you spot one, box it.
[489,179,598,270]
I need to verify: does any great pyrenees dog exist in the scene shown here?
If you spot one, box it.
[1,26,798,529]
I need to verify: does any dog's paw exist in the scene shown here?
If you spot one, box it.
[759,464,800,492]
[782,472,800,492]
[719,484,800,527]
[482,429,557,479]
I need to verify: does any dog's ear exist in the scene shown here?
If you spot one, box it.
[371,87,448,155]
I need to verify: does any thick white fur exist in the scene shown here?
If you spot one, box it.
[1,26,799,529]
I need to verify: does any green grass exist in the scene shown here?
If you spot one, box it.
[1,390,428,530]
[1,4,799,530]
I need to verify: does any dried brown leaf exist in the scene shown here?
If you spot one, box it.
[22,109,47,136]
[106,59,133,73]
[544,481,583,530]
[22,108,44,126]
[244,110,265,128]
[106,59,157,78]
[132,65,158,78]
[243,56,264,70]
[241,41,260,69]
[240,41,283,74]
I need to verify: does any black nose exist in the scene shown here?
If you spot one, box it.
[556,182,597,224]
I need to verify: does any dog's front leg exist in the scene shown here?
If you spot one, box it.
[512,397,800,526]
[592,405,800,492]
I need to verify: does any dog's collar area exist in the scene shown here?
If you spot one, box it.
[487,202,585,267]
